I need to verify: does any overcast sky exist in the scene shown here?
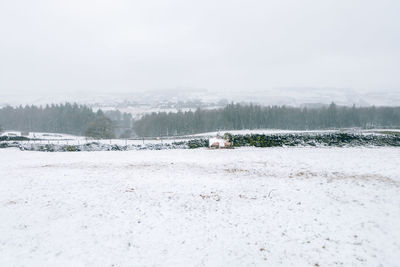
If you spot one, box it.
[0,0,399,96]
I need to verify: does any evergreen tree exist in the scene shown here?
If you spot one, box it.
[0,103,118,136]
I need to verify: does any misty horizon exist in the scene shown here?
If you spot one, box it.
[1,0,399,103]
[1,87,399,108]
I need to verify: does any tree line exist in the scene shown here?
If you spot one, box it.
[0,103,115,138]
[134,103,400,137]
[1,102,400,138]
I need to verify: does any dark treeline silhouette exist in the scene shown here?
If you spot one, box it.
[2,102,400,138]
[134,103,400,137]
[0,103,114,138]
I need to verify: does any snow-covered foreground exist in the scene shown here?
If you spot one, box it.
[0,148,399,267]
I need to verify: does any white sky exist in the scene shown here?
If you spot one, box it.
[0,0,399,96]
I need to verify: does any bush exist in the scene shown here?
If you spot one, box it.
[85,116,115,139]
[188,139,208,149]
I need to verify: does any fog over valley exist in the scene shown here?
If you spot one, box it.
[1,0,399,108]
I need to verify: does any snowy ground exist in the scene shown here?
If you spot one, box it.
[1,131,174,146]
[3,129,399,147]
[192,128,400,138]
[0,147,399,266]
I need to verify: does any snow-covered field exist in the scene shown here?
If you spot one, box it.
[193,129,339,137]
[1,131,173,146]
[0,147,399,266]
[192,128,400,138]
